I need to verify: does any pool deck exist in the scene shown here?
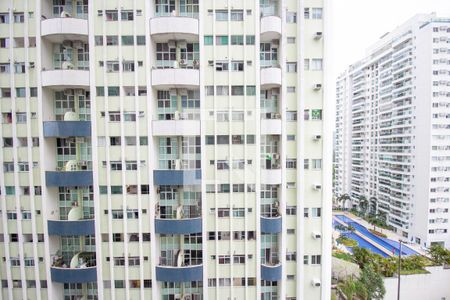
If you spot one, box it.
[333,216,394,257]
[333,211,428,256]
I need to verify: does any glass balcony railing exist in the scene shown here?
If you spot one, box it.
[154,0,199,19]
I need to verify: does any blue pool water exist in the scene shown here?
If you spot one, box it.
[333,220,389,257]
[334,215,419,257]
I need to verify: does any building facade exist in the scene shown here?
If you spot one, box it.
[335,14,450,249]
[0,0,331,299]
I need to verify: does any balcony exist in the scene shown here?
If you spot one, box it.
[155,264,203,282]
[152,68,199,88]
[41,69,90,88]
[43,120,91,137]
[155,218,202,235]
[51,252,96,284]
[152,119,200,136]
[261,67,282,88]
[41,17,88,42]
[260,16,282,42]
[261,264,282,281]
[261,118,282,135]
[260,216,282,234]
[153,169,201,186]
[47,219,95,236]
[46,170,93,187]
[150,17,199,41]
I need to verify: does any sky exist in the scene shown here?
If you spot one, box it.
[327,0,450,127]
[330,0,450,79]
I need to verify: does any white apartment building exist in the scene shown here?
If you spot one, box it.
[0,0,331,299]
[335,13,450,249]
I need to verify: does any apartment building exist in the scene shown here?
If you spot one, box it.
[0,0,330,299]
[335,14,450,249]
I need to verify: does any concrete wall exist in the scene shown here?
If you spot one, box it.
[384,266,450,300]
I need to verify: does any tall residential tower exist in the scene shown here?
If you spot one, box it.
[0,0,330,299]
[335,14,450,249]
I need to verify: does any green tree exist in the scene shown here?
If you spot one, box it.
[352,247,373,269]
[359,264,386,300]
[427,244,450,265]
[369,196,378,216]
[338,277,357,300]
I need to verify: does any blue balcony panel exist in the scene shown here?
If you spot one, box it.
[261,264,282,281]
[46,171,93,187]
[50,267,97,284]
[43,121,91,137]
[48,219,95,236]
[155,265,203,282]
[153,169,201,186]
[260,216,282,233]
[155,218,202,234]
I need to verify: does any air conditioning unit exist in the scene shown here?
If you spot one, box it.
[313,135,322,141]
[73,41,84,49]
[75,89,85,95]
[60,11,71,18]
[75,137,85,144]
[179,89,188,95]
[168,40,176,48]
[63,89,74,96]
[62,40,73,48]
[62,61,74,70]
[139,111,145,117]
[28,62,35,68]
[179,59,187,66]
[174,111,180,120]
[312,232,321,239]
[273,113,281,119]
[313,184,322,191]
[171,10,177,17]
[313,83,322,90]
[193,59,199,67]
[208,60,214,66]
[314,32,323,40]
[311,279,321,287]
[272,153,280,160]
[174,294,181,300]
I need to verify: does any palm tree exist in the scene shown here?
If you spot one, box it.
[338,277,357,300]
[359,196,369,216]
[337,193,351,210]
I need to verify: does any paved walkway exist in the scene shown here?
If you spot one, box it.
[335,211,427,256]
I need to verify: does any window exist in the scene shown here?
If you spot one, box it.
[217,111,229,122]
[106,36,119,46]
[311,255,321,265]
[312,159,322,169]
[14,13,24,23]
[231,35,244,45]
[4,162,14,172]
[304,59,310,70]
[287,62,297,73]
[246,86,256,96]
[216,61,229,71]
[218,184,230,193]
[217,135,229,144]
[287,37,296,44]
[233,183,245,192]
[286,159,297,169]
[216,86,229,96]
[0,14,10,24]
[232,111,244,121]
[216,36,229,45]
[95,36,103,46]
[108,87,120,96]
[122,36,134,46]
[311,59,323,70]
[106,10,118,21]
[230,10,243,21]
[246,35,255,45]
[312,8,323,19]
[233,208,245,217]
[286,111,297,121]
[121,10,134,21]
[16,113,27,123]
[312,208,321,217]
[136,36,146,45]
[287,12,297,23]
[231,86,244,96]
[217,160,229,170]
[16,88,26,97]
[286,206,297,215]
[216,10,228,21]
[304,8,310,19]
[218,208,230,217]
[311,109,322,120]
[286,252,297,261]
[287,135,295,141]
[231,61,244,71]
[204,36,213,45]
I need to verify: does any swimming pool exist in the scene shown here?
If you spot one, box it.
[334,214,419,257]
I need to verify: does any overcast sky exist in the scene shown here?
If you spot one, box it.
[330,0,450,79]
[327,0,450,128]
